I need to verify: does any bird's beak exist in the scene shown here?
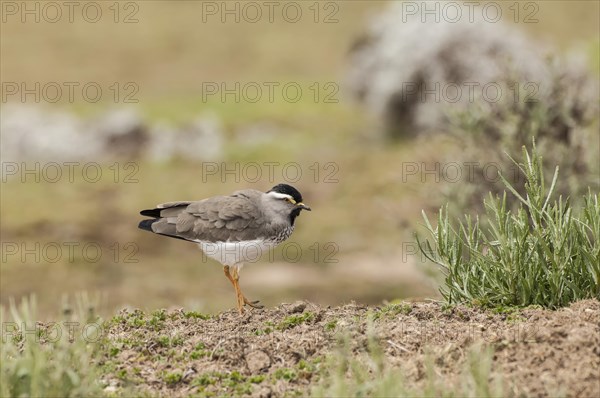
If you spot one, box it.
[297,202,311,211]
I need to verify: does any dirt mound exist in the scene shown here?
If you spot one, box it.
[101,300,600,397]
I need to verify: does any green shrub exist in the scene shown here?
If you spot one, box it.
[418,144,599,308]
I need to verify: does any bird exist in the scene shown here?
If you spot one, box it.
[138,183,311,314]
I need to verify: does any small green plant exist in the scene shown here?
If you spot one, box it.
[274,367,297,381]
[109,345,121,357]
[297,358,321,380]
[190,342,208,360]
[192,373,218,387]
[116,369,129,380]
[147,310,167,330]
[191,371,256,395]
[156,336,171,347]
[325,320,338,331]
[124,311,145,328]
[253,320,275,335]
[373,303,412,320]
[276,312,314,331]
[248,375,265,384]
[171,335,184,346]
[183,310,211,320]
[163,371,182,386]
[151,309,167,321]
[418,143,600,308]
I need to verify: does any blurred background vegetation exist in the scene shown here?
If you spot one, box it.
[1,0,598,317]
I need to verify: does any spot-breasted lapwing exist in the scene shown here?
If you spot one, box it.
[138,184,311,314]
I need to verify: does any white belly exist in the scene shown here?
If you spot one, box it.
[196,240,278,268]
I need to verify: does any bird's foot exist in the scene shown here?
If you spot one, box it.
[243,297,264,309]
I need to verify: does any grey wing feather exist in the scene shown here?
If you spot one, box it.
[140,190,271,243]
[178,191,267,242]
[140,202,192,218]
[158,201,194,209]
[156,202,193,217]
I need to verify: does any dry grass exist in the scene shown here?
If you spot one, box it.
[100,299,600,397]
[2,0,598,317]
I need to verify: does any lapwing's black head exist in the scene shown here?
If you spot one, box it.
[268,184,304,203]
[265,183,311,225]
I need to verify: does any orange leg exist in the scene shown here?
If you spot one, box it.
[231,267,263,309]
[223,265,244,314]
[223,266,263,314]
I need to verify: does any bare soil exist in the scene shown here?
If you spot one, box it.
[100,299,600,397]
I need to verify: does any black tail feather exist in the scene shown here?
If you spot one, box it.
[138,218,188,241]
[138,218,158,232]
[140,208,162,218]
